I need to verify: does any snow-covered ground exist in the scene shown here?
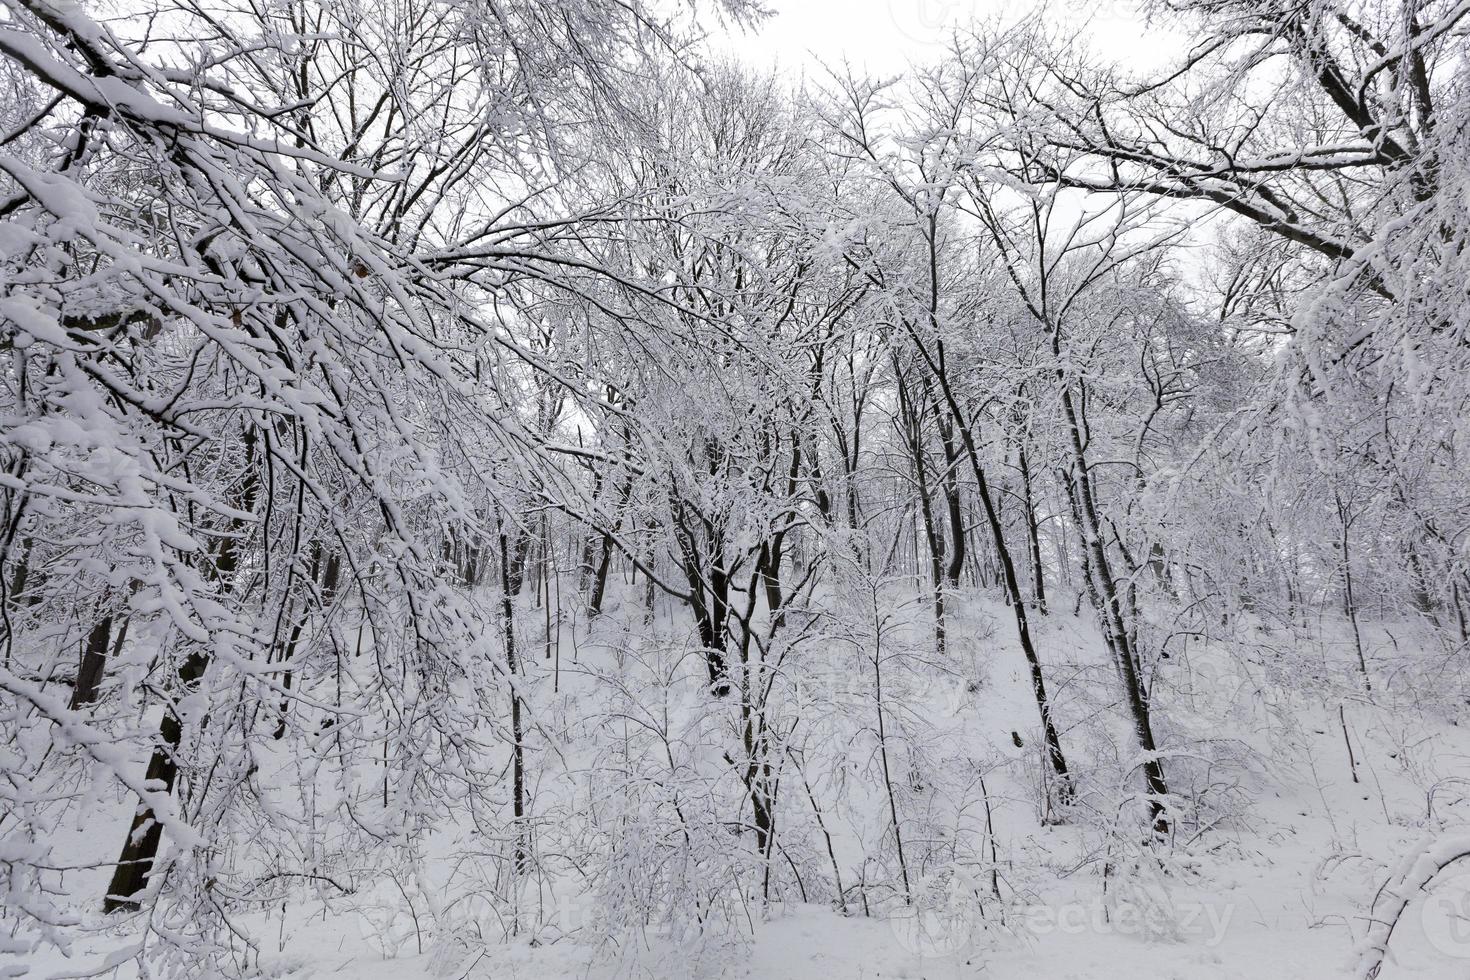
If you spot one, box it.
[21,591,1470,980]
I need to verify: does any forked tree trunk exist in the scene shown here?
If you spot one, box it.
[671,495,731,695]
[1057,381,1170,835]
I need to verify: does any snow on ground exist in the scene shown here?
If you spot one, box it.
[19,592,1470,979]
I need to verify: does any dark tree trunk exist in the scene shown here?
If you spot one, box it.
[71,614,113,709]
[671,495,730,696]
[587,534,614,617]
[925,378,966,587]
[102,650,208,912]
[498,527,529,876]
[970,454,1075,809]
[104,429,260,912]
[895,358,946,657]
[902,328,1075,810]
[273,544,341,739]
[9,535,32,605]
[1334,493,1372,694]
[1057,381,1170,835]
[1017,442,1048,616]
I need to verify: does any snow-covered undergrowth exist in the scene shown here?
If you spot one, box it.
[18,586,1470,980]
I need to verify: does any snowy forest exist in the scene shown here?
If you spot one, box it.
[1,0,1468,976]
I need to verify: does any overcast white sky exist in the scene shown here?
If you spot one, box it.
[714,0,1181,77]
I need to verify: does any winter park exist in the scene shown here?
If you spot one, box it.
[2,0,1469,976]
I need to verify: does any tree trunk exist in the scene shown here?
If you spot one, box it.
[895,359,947,657]
[104,433,260,912]
[923,378,967,587]
[1057,383,1170,835]
[671,496,731,695]
[911,340,1075,809]
[70,614,112,709]
[499,527,529,876]
[872,605,911,901]
[1018,442,1048,615]
[1335,493,1372,693]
